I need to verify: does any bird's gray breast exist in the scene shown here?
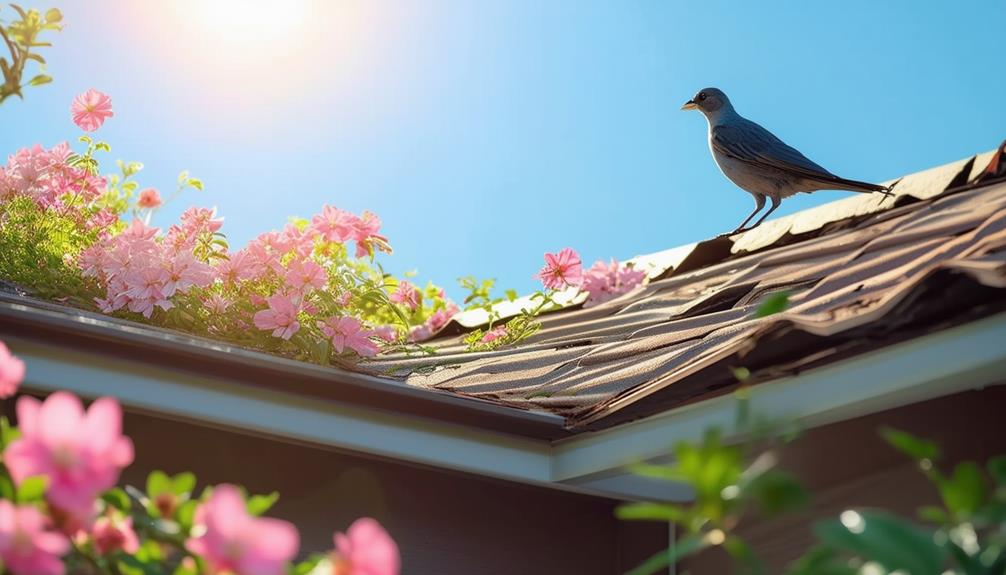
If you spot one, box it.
[707,128,799,199]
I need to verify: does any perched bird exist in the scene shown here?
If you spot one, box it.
[682,87,892,233]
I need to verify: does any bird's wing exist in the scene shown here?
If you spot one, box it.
[711,118,837,181]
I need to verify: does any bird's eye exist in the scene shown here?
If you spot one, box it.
[698,92,707,101]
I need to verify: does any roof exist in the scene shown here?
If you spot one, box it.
[361,141,1006,430]
[2,142,1005,443]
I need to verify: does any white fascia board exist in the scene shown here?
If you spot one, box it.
[551,312,1006,486]
[9,311,1006,501]
[11,338,554,487]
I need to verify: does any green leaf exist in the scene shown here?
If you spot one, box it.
[177,170,189,184]
[731,366,751,382]
[171,471,196,495]
[987,455,1006,485]
[813,510,945,575]
[786,545,858,575]
[615,502,687,523]
[916,505,948,525]
[626,533,710,575]
[629,462,687,483]
[44,8,62,22]
[880,427,940,462]
[724,536,765,575]
[102,487,132,511]
[16,475,49,503]
[27,74,52,86]
[187,178,203,191]
[755,291,790,317]
[247,491,279,516]
[0,416,21,446]
[146,470,172,497]
[176,499,198,531]
[744,469,808,516]
[0,475,15,500]
[938,462,986,518]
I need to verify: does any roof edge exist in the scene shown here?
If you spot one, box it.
[0,295,569,440]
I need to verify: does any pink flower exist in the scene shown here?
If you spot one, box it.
[206,294,233,314]
[70,89,114,132]
[253,295,301,340]
[124,266,172,318]
[5,393,134,523]
[136,188,162,209]
[581,259,646,307]
[163,252,213,297]
[335,291,352,307]
[216,249,262,283]
[186,484,299,575]
[480,325,508,344]
[372,325,399,343]
[321,317,379,357]
[533,248,583,291]
[284,259,327,294]
[351,212,390,258]
[0,341,25,399]
[408,324,432,343]
[311,205,358,243]
[426,303,459,332]
[91,514,139,556]
[389,282,419,311]
[0,500,70,575]
[332,518,400,575]
[179,206,224,235]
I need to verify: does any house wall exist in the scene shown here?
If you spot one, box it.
[114,410,668,575]
[679,385,1006,573]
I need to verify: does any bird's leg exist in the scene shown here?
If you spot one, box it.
[749,196,782,230]
[731,195,766,234]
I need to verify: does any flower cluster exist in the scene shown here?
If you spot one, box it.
[0,340,400,575]
[581,259,647,307]
[80,217,216,318]
[464,248,648,352]
[0,89,467,363]
[0,142,106,215]
[0,89,650,365]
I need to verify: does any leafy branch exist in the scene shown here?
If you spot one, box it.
[0,4,62,104]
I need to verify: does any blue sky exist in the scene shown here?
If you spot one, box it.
[3,0,1004,299]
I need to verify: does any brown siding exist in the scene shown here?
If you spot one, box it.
[116,411,667,575]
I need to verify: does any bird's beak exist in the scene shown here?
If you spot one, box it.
[681,99,697,111]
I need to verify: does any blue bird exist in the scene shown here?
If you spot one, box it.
[682,88,892,234]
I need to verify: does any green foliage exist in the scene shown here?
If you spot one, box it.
[246,491,279,516]
[0,195,98,299]
[458,275,500,311]
[619,415,1006,575]
[0,4,62,104]
[881,426,941,462]
[15,474,48,503]
[617,408,807,572]
[754,290,790,318]
[815,510,946,575]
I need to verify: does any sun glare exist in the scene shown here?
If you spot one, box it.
[180,0,312,62]
[123,0,390,128]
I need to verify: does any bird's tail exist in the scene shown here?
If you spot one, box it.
[829,176,894,198]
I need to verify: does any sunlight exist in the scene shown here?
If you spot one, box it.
[175,0,313,65]
[122,0,389,128]
[185,0,310,55]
